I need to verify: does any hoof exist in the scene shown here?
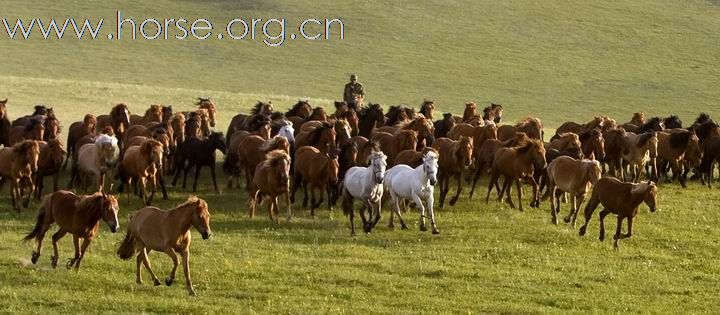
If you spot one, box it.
[31,252,39,264]
[66,259,75,269]
[419,224,427,232]
[189,289,197,296]
[154,279,162,286]
[552,217,558,225]
[450,198,458,206]
[579,226,586,236]
[432,227,440,235]
[563,216,571,223]
[388,223,395,229]
[401,223,409,230]
[50,256,58,268]
[165,277,174,286]
[599,234,605,242]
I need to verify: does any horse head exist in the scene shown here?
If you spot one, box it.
[209,132,228,154]
[189,197,212,239]
[422,150,439,186]
[99,192,120,233]
[369,151,387,184]
[14,140,40,172]
[196,98,217,127]
[631,181,657,212]
[458,136,474,168]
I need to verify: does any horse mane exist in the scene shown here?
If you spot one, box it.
[305,107,326,121]
[397,129,418,147]
[334,101,347,109]
[140,139,162,156]
[260,136,289,152]
[74,193,105,215]
[638,117,662,133]
[111,103,128,115]
[245,114,271,132]
[516,117,543,129]
[173,195,206,212]
[502,132,531,148]
[515,139,543,154]
[12,139,38,154]
[579,128,601,142]
[32,105,49,116]
[694,113,711,125]
[386,105,414,125]
[359,103,382,118]
[263,149,290,166]
[363,140,381,153]
[637,132,656,147]
[270,111,287,121]
[663,115,682,128]
[669,130,692,149]
[286,100,309,117]
[308,122,333,145]
[419,100,434,116]
[25,117,45,132]
[251,101,271,115]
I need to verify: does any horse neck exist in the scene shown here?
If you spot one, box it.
[412,163,429,183]
[168,204,196,237]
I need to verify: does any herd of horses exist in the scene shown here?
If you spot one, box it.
[2,96,717,295]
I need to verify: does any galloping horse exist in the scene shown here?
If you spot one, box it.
[656,130,701,187]
[0,140,40,209]
[250,150,293,222]
[71,134,119,193]
[117,196,211,296]
[579,128,605,161]
[119,139,164,205]
[172,132,227,193]
[384,150,440,234]
[579,178,657,249]
[371,130,418,166]
[0,98,10,147]
[66,114,97,169]
[8,117,44,146]
[195,97,218,127]
[497,117,544,141]
[433,137,473,208]
[96,103,131,150]
[294,122,336,153]
[544,157,602,226]
[553,117,605,139]
[34,140,67,199]
[24,190,119,269]
[342,150,387,235]
[236,136,291,191]
[357,103,384,138]
[486,138,547,211]
[130,105,163,126]
[291,145,340,216]
[434,113,456,139]
[621,132,658,182]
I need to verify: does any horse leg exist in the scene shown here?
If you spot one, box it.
[136,252,144,284]
[210,164,219,194]
[345,195,356,235]
[579,195,600,236]
[72,238,92,270]
[309,184,317,216]
[182,163,193,189]
[302,181,310,209]
[164,249,179,286]
[673,161,687,188]
[66,235,81,269]
[550,187,559,225]
[571,193,586,227]
[34,175,43,200]
[272,197,280,224]
[371,200,383,229]
[98,173,106,193]
[358,201,370,233]
[10,180,18,210]
[515,179,523,212]
[50,229,67,268]
[613,215,625,249]
[391,195,408,230]
[139,177,148,205]
[450,172,464,206]
[158,173,168,200]
[598,208,612,242]
[623,216,634,239]
[485,171,500,204]
[192,164,202,193]
[290,172,300,204]
[140,248,162,286]
[563,193,576,224]
[179,249,197,296]
[438,173,447,208]
[285,192,292,222]
[31,223,52,264]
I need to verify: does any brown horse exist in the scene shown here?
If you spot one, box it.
[236,136,291,191]
[0,140,40,209]
[483,103,504,124]
[66,114,97,169]
[295,122,336,153]
[195,97,218,127]
[0,98,10,147]
[544,157,602,226]
[117,196,211,296]
[485,138,546,211]
[434,113,456,139]
[250,150,292,222]
[553,117,605,138]
[419,100,435,121]
[628,112,645,126]
[224,129,271,189]
[547,132,582,152]
[462,102,477,122]
[579,128,606,161]
[656,130,701,187]
[433,137,474,207]
[601,128,627,177]
[497,117,544,141]
[333,108,359,137]
[119,139,164,205]
[579,177,657,249]
[395,147,438,168]
[621,132,658,183]
[302,118,352,144]
[398,116,435,149]
[351,136,381,167]
[371,130,418,166]
[291,145,340,216]
[286,100,313,120]
[8,117,44,146]
[130,105,163,125]
[34,140,67,199]
[357,103,384,138]
[41,116,61,142]
[96,103,131,148]
[24,190,119,269]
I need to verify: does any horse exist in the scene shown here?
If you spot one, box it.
[483,103,504,124]
[553,117,605,139]
[385,105,414,127]
[250,150,292,222]
[66,114,97,169]
[544,157,602,226]
[397,116,435,149]
[433,137,474,208]
[161,105,173,123]
[195,97,218,127]
[295,122,336,153]
[656,130,701,187]
[236,136,291,191]
[117,196,211,296]
[40,116,61,142]
[96,103,131,150]
[130,105,163,126]
[621,132,658,183]
[7,117,44,146]
[0,98,10,147]
[34,140,67,199]
[497,117,544,141]
[351,136,380,167]
[172,132,227,193]
[434,113,456,139]
[0,140,40,209]
[357,103,384,138]
[546,132,581,152]
[579,128,605,161]
[286,100,313,120]
[461,102,477,122]
[628,112,645,126]
[395,147,438,168]
[291,145,340,216]
[11,105,54,127]
[119,139,164,205]
[334,108,359,137]
[342,150,387,235]
[698,137,720,187]
[384,150,440,234]
[371,130,418,166]
[184,111,205,140]
[226,101,274,139]
[485,138,547,211]
[419,100,435,121]
[24,190,119,269]
[70,134,119,193]
[578,178,657,249]
[601,128,628,177]
[662,115,683,130]
[635,117,664,133]
[301,118,352,144]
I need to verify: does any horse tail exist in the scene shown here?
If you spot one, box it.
[116,230,138,260]
[222,152,238,176]
[340,182,352,216]
[23,194,51,243]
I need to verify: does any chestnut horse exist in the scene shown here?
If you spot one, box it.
[291,145,340,216]
[395,147,438,168]
[130,105,163,126]
[553,117,605,139]
[96,103,131,150]
[433,137,474,208]
[544,157,602,226]
[25,190,119,269]
[579,178,657,249]
[371,130,418,166]
[497,117,544,141]
[34,140,67,199]
[579,128,605,161]
[419,100,435,121]
[656,130,701,187]
[483,103,504,124]
[236,136,291,191]
[250,150,293,222]
[351,136,381,167]
[0,140,40,209]
[66,114,97,169]
[117,196,211,296]
[119,139,164,205]
[485,138,547,211]
[295,122,336,153]
[0,98,10,147]
[8,117,44,146]
[195,97,218,127]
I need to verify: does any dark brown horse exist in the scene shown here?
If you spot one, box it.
[483,103,504,124]
[8,117,44,146]
[433,137,474,207]
[657,130,701,187]
[601,128,628,177]
[97,103,131,150]
[66,114,97,169]
[0,98,10,147]
[434,113,456,139]
[461,102,477,122]
[497,117,544,141]
[24,190,119,269]
[351,136,380,167]
[34,140,67,199]
[485,138,547,211]
[385,105,414,127]
[371,130,418,166]
[295,122,336,153]
[291,145,340,216]
[419,100,435,121]
[357,103,384,138]
[579,128,605,161]
[579,178,657,249]
[0,140,40,209]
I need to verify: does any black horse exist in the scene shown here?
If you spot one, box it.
[172,132,228,193]
[357,103,384,138]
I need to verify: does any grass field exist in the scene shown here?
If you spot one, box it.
[1,0,720,313]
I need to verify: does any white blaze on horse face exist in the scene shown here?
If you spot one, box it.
[343,126,351,140]
[124,108,130,124]
[280,125,295,143]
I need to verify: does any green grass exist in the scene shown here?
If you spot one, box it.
[1,0,720,313]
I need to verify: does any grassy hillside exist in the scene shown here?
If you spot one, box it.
[0,0,720,313]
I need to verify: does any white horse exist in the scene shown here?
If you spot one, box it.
[275,122,295,144]
[384,150,440,234]
[342,151,387,235]
[73,134,119,192]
